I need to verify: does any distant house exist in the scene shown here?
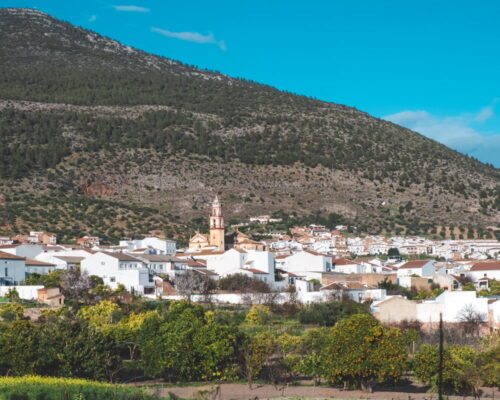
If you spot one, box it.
[280,250,333,279]
[81,251,154,294]
[76,236,100,248]
[397,260,435,277]
[0,251,26,285]
[119,237,176,255]
[332,258,364,274]
[37,287,64,307]
[25,258,57,275]
[468,261,500,282]
[0,244,43,259]
[133,254,187,278]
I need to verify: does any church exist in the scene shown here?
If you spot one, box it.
[188,196,266,252]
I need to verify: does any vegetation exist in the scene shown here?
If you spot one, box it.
[0,376,151,400]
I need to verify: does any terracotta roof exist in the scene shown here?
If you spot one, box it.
[0,251,24,260]
[275,254,290,259]
[241,268,268,274]
[470,261,500,271]
[25,258,56,266]
[333,258,358,265]
[193,268,218,276]
[321,281,376,291]
[399,260,431,269]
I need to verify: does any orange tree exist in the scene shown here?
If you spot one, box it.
[322,314,407,392]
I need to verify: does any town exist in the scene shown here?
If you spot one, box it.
[1,195,499,330]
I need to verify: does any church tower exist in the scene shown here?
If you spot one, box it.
[209,195,225,250]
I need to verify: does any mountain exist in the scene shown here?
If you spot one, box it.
[0,8,499,243]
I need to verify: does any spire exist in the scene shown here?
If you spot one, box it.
[213,194,220,206]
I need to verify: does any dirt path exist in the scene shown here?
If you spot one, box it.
[145,382,499,400]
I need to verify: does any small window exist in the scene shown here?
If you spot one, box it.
[110,277,116,282]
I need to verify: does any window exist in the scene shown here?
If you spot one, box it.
[110,277,116,282]
[4,268,7,276]
[101,261,105,266]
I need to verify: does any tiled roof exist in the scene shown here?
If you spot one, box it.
[399,260,431,269]
[241,268,268,274]
[0,251,24,260]
[470,261,500,271]
[25,258,56,266]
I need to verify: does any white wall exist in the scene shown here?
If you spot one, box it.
[0,285,43,300]
[2,245,43,259]
[0,258,26,285]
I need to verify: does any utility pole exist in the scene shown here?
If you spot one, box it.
[438,312,444,400]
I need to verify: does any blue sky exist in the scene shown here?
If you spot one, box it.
[5,0,500,167]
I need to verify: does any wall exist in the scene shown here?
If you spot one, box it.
[0,285,43,300]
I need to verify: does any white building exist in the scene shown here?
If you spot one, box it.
[119,237,176,255]
[0,244,43,259]
[81,252,154,295]
[279,250,333,280]
[397,260,435,277]
[0,251,26,285]
[332,258,364,274]
[133,254,187,278]
[467,261,500,282]
[206,248,277,287]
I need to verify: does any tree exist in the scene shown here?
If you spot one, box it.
[456,304,487,337]
[243,332,275,388]
[413,344,478,395]
[218,273,270,293]
[174,270,215,302]
[322,314,407,392]
[60,267,95,301]
[140,301,242,381]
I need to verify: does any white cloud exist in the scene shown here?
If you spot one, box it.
[88,15,97,22]
[151,27,227,51]
[475,106,493,122]
[113,5,150,12]
[384,106,500,167]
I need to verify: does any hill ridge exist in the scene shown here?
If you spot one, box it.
[0,8,498,242]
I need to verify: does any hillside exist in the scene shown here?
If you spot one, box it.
[0,8,499,242]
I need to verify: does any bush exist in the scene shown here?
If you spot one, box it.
[298,300,368,326]
[0,376,151,399]
[218,273,270,293]
[245,305,272,325]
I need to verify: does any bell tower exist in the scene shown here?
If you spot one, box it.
[209,195,225,250]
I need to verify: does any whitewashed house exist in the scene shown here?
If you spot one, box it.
[332,258,364,274]
[279,250,332,280]
[0,251,26,285]
[133,254,187,278]
[397,260,435,277]
[467,261,500,282]
[25,258,57,275]
[119,237,176,255]
[206,249,277,287]
[81,252,154,295]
